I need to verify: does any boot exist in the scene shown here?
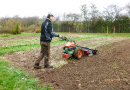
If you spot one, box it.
[44,65,53,68]
[44,57,53,68]
[34,63,41,69]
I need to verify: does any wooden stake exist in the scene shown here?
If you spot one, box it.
[114,25,115,33]
[107,25,108,34]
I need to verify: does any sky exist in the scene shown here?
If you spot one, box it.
[0,0,129,18]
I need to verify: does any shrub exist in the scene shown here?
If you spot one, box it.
[34,25,41,33]
[27,25,35,32]
[11,24,21,34]
[35,29,41,33]
[0,25,2,33]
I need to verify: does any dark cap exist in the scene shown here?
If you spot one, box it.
[47,14,54,18]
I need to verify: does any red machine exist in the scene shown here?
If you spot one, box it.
[61,37,98,59]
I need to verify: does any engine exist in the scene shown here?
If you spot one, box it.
[62,42,76,59]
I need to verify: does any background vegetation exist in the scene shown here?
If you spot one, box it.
[0,4,130,34]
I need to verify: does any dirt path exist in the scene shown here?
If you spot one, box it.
[3,37,130,90]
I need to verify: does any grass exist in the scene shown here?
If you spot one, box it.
[0,44,40,56]
[0,32,129,89]
[0,35,106,56]
[0,34,104,90]
[0,32,130,38]
[3,38,39,47]
[58,32,130,37]
[0,33,40,37]
[0,34,107,89]
[0,33,47,90]
[71,35,107,41]
[0,58,50,90]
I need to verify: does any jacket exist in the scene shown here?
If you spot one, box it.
[40,18,59,42]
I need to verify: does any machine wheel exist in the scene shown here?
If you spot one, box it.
[92,50,98,55]
[74,48,83,59]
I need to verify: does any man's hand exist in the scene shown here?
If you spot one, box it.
[59,35,62,38]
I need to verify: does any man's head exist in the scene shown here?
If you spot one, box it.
[47,14,54,22]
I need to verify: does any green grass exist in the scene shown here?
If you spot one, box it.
[0,32,129,89]
[0,44,40,56]
[2,38,39,47]
[0,59,50,90]
[0,34,105,90]
[0,35,106,56]
[58,32,130,37]
[71,35,107,41]
[0,33,47,90]
[0,33,40,37]
[0,32,130,38]
[0,46,50,90]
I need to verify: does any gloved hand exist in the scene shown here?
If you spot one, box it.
[59,36,68,41]
[59,35,62,38]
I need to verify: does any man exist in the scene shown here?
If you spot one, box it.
[34,14,61,69]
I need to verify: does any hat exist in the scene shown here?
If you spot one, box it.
[47,14,54,18]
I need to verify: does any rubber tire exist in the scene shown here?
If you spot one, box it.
[74,48,83,59]
[93,50,98,55]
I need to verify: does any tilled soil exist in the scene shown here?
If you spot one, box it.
[3,38,130,90]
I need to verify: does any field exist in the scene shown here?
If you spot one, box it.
[0,33,130,90]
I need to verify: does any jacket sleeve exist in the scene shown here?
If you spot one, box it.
[49,22,59,37]
[51,28,59,37]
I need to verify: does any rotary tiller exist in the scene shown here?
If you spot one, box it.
[61,37,98,59]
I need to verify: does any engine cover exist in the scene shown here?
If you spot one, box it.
[65,42,75,47]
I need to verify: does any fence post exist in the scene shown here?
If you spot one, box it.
[107,25,108,34]
[114,25,115,33]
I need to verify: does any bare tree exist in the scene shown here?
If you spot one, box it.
[89,4,99,32]
[66,13,80,21]
[54,16,60,21]
[103,5,122,21]
[89,4,99,21]
[126,3,130,17]
[65,13,80,32]
[81,4,89,21]
[81,4,90,32]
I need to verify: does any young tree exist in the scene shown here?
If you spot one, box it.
[12,24,21,34]
[81,4,89,32]
[89,4,99,32]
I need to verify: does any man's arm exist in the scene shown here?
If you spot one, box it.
[51,28,59,37]
[48,22,59,37]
